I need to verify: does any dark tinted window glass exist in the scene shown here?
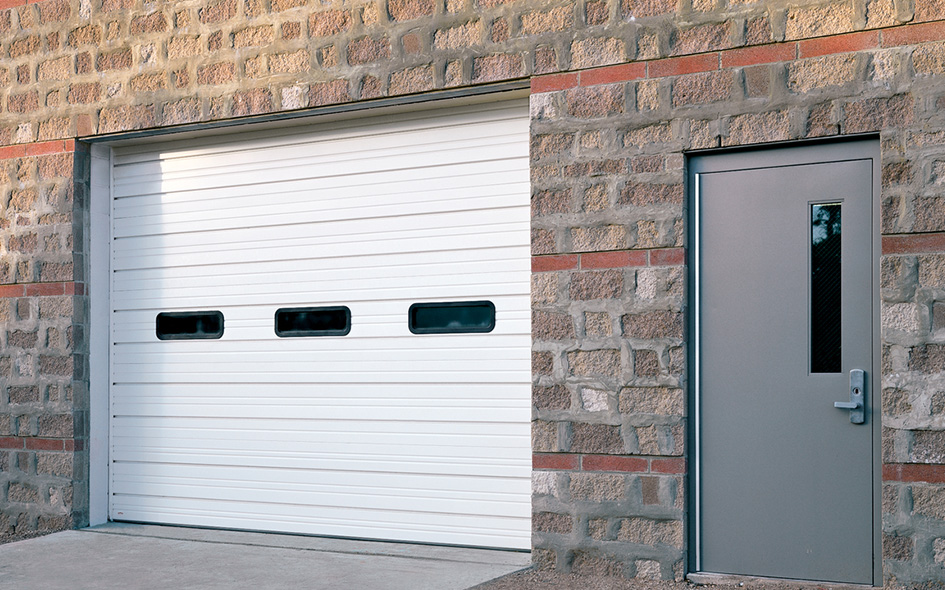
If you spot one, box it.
[275,306,351,337]
[156,311,224,340]
[811,203,841,373]
[409,301,495,334]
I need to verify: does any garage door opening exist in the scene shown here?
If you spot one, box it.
[92,97,532,550]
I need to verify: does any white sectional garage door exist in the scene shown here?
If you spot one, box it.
[107,99,531,549]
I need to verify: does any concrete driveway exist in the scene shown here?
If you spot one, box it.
[0,523,531,590]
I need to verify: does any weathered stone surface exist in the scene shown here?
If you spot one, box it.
[620,0,675,19]
[347,37,391,65]
[535,384,570,410]
[570,270,623,300]
[634,349,660,377]
[570,423,623,453]
[844,95,914,133]
[882,387,912,415]
[533,420,558,451]
[617,518,682,547]
[388,0,435,21]
[585,312,612,337]
[912,431,945,463]
[571,37,625,69]
[911,344,945,374]
[470,53,522,82]
[570,225,627,252]
[522,5,573,35]
[567,85,624,118]
[534,511,572,534]
[309,79,350,106]
[434,21,481,50]
[912,42,945,76]
[724,110,790,146]
[570,473,625,501]
[572,552,625,576]
[621,311,682,339]
[618,181,682,206]
[534,310,575,340]
[914,198,945,232]
[619,386,683,415]
[788,55,858,94]
[671,22,729,55]
[913,486,945,519]
[309,10,351,37]
[568,349,621,377]
[672,71,732,107]
[784,3,855,40]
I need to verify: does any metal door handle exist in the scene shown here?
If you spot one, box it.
[834,369,866,424]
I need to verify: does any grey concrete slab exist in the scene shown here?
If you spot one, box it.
[0,523,531,590]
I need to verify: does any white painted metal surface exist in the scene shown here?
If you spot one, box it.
[108,100,531,549]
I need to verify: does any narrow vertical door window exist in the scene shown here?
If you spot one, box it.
[811,203,842,373]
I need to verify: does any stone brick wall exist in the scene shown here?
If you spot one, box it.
[0,0,944,585]
[0,139,88,534]
[0,0,941,141]
[527,17,945,583]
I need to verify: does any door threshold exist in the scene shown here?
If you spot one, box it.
[688,572,877,590]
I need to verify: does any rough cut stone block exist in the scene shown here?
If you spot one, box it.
[533,310,576,340]
[570,472,626,501]
[570,270,623,300]
[571,422,623,453]
[568,348,621,378]
[619,386,683,415]
[617,517,682,547]
[535,384,570,410]
[566,85,624,119]
[913,485,945,519]
[784,3,855,40]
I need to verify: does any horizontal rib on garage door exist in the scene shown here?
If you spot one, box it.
[108,99,532,549]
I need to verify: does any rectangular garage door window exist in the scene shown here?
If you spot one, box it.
[275,306,351,337]
[409,301,496,334]
[156,311,224,340]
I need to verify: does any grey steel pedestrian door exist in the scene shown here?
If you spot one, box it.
[691,140,879,585]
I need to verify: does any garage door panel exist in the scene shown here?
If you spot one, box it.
[112,257,529,294]
[112,135,527,194]
[112,229,528,271]
[113,428,528,456]
[113,169,529,222]
[115,415,529,436]
[112,203,528,243]
[113,141,527,200]
[112,110,527,174]
[110,111,527,170]
[109,99,531,549]
[112,345,530,366]
[110,502,529,549]
[111,246,528,283]
[113,194,529,240]
[111,331,528,354]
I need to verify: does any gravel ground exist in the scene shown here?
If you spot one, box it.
[468,568,945,590]
[468,569,696,590]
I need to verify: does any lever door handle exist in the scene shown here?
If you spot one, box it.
[834,369,866,424]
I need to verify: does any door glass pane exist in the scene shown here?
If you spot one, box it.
[811,203,841,373]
